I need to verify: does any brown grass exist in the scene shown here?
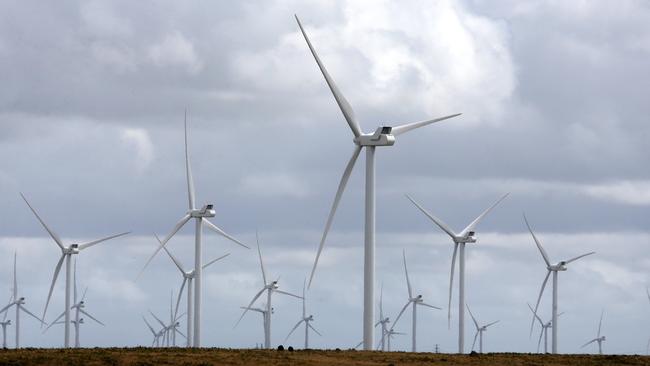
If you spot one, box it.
[0,348,647,366]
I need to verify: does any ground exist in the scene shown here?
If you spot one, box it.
[0,348,648,366]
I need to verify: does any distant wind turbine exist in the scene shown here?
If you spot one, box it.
[296,14,461,350]
[285,279,321,349]
[391,250,441,352]
[142,315,163,347]
[21,193,128,348]
[581,310,606,355]
[525,213,595,354]
[239,304,271,347]
[528,302,564,353]
[375,284,390,351]
[466,305,499,354]
[406,193,509,353]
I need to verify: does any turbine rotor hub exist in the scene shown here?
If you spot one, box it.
[190,204,216,218]
[353,127,395,147]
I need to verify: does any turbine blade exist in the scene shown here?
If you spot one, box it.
[471,331,479,351]
[137,214,191,280]
[295,15,362,138]
[80,309,104,326]
[459,193,509,237]
[78,232,130,251]
[13,252,17,299]
[402,249,412,299]
[73,259,78,304]
[419,302,441,310]
[308,323,322,336]
[20,306,46,325]
[308,145,362,287]
[527,302,544,326]
[581,338,598,348]
[466,304,480,330]
[391,113,462,136]
[391,301,411,329]
[202,253,230,270]
[43,254,65,321]
[275,289,302,299]
[405,194,457,238]
[564,251,596,264]
[234,288,266,328]
[157,234,186,274]
[530,270,551,337]
[174,278,187,321]
[203,219,249,249]
[44,310,65,332]
[536,328,544,353]
[256,231,267,285]
[0,300,13,318]
[379,282,384,320]
[597,310,603,338]
[174,328,187,339]
[148,311,166,328]
[142,316,156,335]
[20,193,64,249]
[81,287,88,302]
[448,243,458,329]
[485,320,500,328]
[302,278,306,318]
[184,111,196,210]
[523,214,551,267]
[284,319,304,342]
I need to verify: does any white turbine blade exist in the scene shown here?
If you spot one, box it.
[308,145,362,287]
[448,243,458,328]
[204,219,250,249]
[530,270,551,336]
[466,304,480,331]
[391,113,462,136]
[564,251,596,264]
[308,323,322,336]
[295,15,362,138]
[597,310,603,338]
[174,327,187,339]
[302,278,306,318]
[44,311,65,332]
[203,253,231,270]
[536,328,544,353]
[379,283,384,320]
[43,254,65,320]
[402,249,413,299]
[485,320,500,328]
[78,232,130,251]
[149,311,166,329]
[256,231,267,285]
[234,288,266,328]
[405,194,457,238]
[0,302,13,315]
[80,309,104,326]
[527,302,544,326]
[0,297,12,320]
[20,193,65,250]
[353,340,363,349]
[471,331,479,351]
[647,287,650,305]
[13,252,17,299]
[142,316,156,335]
[174,278,187,321]
[137,214,191,280]
[184,111,196,210]
[392,331,406,336]
[391,301,411,329]
[20,306,46,326]
[275,289,302,299]
[581,338,598,348]
[284,319,304,341]
[157,234,186,275]
[523,214,551,267]
[419,302,441,310]
[239,306,263,314]
[459,193,509,237]
[73,259,78,304]
[80,287,88,303]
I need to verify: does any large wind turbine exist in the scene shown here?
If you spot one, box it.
[239,304,271,347]
[581,310,606,355]
[391,250,440,352]
[296,15,461,350]
[158,235,229,347]
[466,305,499,354]
[139,115,249,347]
[0,252,46,348]
[525,214,595,354]
[21,193,128,348]
[285,280,321,349]
[528,302,563,353]
[236,233,301,349]
[406,193,508,353]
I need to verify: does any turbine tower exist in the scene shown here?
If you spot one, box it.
[581,310,606,355]
[139,114,249,347]
[406,193,508,353]
[285,280,321,349]
[296,15,461,351]
[525,214,595,354]
[239,304,271,347]
[0,252,47,348]
[21,193,128,348]
[528,302,563,353]
[157,235,229,347]
[391,250,441,352]
[466,305,499,354]
[237,233,301,349]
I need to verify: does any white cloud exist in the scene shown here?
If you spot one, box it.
[583,181,650,206]
[148,32,203,75]
[120,128,154,172]
[239,172,310,198]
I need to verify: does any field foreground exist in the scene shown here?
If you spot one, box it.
[0,348,648,366]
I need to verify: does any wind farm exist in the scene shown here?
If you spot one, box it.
[0,2,648,366]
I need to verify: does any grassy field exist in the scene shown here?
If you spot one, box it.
[0,348,648,366]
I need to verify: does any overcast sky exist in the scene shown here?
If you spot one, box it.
[0,0,648,354]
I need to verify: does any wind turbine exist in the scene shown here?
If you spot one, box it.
[236,233,302,349]
[0,318,10,348]
[285,280,321,349]
[142,315,163,347]
[581,310,606,355]
[20,193,128,348]
[525,214,595,354]
[528,303,563,353]
[0,252,46,348]
[466,305,499,354]
[385,329,405,351]
[296,15,461,351]
[406,193,508,353]
[391,250,441,352]
[239,304,271,347]
[157,235,230,347]
[138,114,249,347]
[375,284,390,351]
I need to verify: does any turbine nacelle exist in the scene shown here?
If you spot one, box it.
[455,231,477,244]
[550,263,568,271]
[412,295,424,303]
[354,127,395,147]
[64,244,80,255]
[190,204,215,218]
[17,297,25,304]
